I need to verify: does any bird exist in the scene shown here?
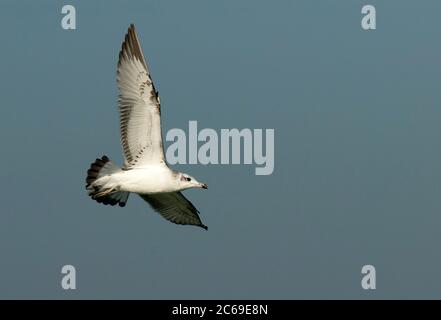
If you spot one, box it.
[85,24,208,230]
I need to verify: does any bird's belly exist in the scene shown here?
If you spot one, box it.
[114,168,174,194]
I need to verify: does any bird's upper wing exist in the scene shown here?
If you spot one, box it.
[140,192,208,230]
[117,24,165,168]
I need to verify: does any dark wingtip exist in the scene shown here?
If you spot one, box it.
[201,224,208,231]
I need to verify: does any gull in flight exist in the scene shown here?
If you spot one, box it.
[85,24,208,230]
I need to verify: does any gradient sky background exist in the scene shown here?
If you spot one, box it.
[1,0,441,299]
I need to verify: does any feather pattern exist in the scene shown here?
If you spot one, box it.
[117,24,164,168]
[140,192,208,230]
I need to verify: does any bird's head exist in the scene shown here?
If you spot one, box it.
[177,172,208,190]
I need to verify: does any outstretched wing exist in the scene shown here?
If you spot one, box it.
[117,24,165,168]
[140,192,208,230]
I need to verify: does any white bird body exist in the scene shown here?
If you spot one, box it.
[93,165,172,194]
[85,24,208,230]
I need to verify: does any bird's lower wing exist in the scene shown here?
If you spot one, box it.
[140,192,207,230]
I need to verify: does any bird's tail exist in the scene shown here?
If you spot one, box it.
[85,155,129,207]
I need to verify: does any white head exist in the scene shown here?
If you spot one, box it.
[175,172,208,191]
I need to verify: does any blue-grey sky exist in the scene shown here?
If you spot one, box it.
[1,0,441,299]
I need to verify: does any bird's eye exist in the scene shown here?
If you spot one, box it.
[186,177,191,182]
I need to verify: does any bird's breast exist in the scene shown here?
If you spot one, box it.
[115,167,176,194]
